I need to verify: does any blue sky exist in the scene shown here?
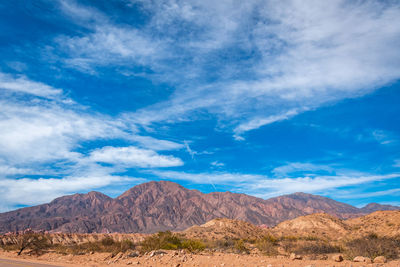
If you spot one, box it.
[0,0,400,212]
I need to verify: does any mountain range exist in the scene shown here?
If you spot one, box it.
[0,181,398,234]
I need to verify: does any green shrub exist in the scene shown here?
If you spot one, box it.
[182,239,206,252]
[140,231,182,252]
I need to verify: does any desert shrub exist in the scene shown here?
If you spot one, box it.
[256,236,278,256]
[302,236,320,241]
[53,237,135,255]
[234,239,249,254]
[212,238,236,250]
[120,239,135,251]
[15,233,51,256]
[101,236,115,246]
[281,235,299,241]
[345,234,400,260]
[140,231,182,252]
[181,239,206,252]
[293,241,341,255]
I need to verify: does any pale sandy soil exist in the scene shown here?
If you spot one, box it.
[1,250,400,267]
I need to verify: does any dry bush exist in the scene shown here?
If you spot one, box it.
[54,237,135,255]
[292,241,341,255]
[280,238,341,256]
[208,237,236,252]
[234,239,249,254]
[256,235,278,256]
[345,233,400,260]
[13,233,51,256]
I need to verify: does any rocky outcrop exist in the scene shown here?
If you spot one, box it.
[0,181,398,234]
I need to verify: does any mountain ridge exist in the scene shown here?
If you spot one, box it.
[0,180,398,234]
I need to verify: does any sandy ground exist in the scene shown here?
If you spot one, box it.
[1,250,400,267]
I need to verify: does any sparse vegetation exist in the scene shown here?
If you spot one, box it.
[140,231,182,252]
[139,231,205,253]
[1,233,51,256]
[53,237,135,255]
[181,239,206,252]
[234,239,249,254]
[344,233,400,260]
[292,241,341,255]
[255,235,278,256]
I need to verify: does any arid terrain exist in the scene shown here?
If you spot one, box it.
[1,211,400,266]
[1,181,399,234]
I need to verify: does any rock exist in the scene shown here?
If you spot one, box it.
[332,254,344,262]
[289,253,302,260]
[373,256,387,263]
[353,256,372,263]
[304,265,315,267]
[174,264,181,267]
[149,250,167,257]
[126,251,139,258]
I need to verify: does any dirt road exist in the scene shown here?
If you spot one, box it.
[0,258,61,267]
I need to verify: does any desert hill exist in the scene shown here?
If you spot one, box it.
[183,218,269,240]
[0,181,398,234]
[346,210,400,237]
[272,213,351,240]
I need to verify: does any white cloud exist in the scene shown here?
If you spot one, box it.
[0,72,63,98]
[123,0,400,138]
[0,99,124,164]
[0,72,184,211]
[0,172,144,209]
[130,135,183,151]
[272,162,333,177]
[233,109,305,139]
[394,160,400,168]
[371,130,396,145]
[248,173,400,198]
[211,161,224,167]
[183,140,196,159]
[334,188,400,199]
[0,163,33,176]
[90,146,183,168]
[151,170,260,184]
[151,169,400,198]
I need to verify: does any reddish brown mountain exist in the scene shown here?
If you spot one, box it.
[0,181,398,233]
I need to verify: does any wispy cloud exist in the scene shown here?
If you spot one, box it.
[272,162,333,177]
[0,172,144,209]
[151,169,400,198]
[0,72,183,211]
[183,140,196,159]
[394,160,400,168]
[117,0,400,138]
[90,146,183,168]
[211,161,224,167]
[0,72,63,99]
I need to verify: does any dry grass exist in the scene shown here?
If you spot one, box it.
[255,235,278,256]
[344,233,400,260]
[53,237,135,255]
